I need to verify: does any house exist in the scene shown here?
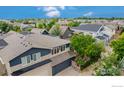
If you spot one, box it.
[0,31,75,76]
[59,26,73,39]
[71,24,115,45]
[19,28,49,36]
[96,34,109,45]
[49,25,73,39]
[31,28,49,35]
[57,19,69,26]
[71,24,104,37]
[12,22,34,31]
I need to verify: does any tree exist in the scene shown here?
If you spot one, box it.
[50,24,61,36]
[37,19,57,31]
[51,29,61,36]
[94,54,121,76]
[37,23,46,29]
[12,26,21,32]
[70,33,96,57]
[70,33,104,70]
[0,21,13,33]
[111,33,124,60]
[67,21,81,27]
[85,42,104,60]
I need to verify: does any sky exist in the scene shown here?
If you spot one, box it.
[0,6,124,19]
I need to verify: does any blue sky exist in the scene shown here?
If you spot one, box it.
[0,6,124,19]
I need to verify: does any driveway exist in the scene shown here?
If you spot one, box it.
[56,67,80,76]
[20,63,52,76]
[56,63,98,76]
[20,62,97,76]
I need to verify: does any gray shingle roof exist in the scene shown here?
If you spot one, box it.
[72,24,102,32]
[0,39,8,49]
[20,31,34,35]
[0,31,69,63]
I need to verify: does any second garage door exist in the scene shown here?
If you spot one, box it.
[52,58,73,75]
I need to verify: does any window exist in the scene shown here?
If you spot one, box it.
[36,52,41,60]
[21,56,28,66]
[52,48,56,55]
[52,47,60,55]
[62,45,65,51]
[57,47,59,53]
[54,48,57,54]
[32,52,41,61]
[32,54,36,61]
[51,49,54,55]
[27,55,31,63]
[66,44,70,48]
[60,45,65,51]
[60,46,63,51]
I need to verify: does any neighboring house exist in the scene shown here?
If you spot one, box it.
[57,19,69,26]
[71,24,104,37]
[20,28,49,36]
[59,26,73,39]
[96,34,109,45]
[49,25,73,39]
[31,28,49,35]
[12,23,34,31]
[20,24,33,31]
[0,31,75,76]
[71,24,115,45]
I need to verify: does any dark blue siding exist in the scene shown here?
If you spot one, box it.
[9,48,51,67]
[12,59,51,76]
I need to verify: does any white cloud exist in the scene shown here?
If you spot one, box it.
[43,6,57,12]
[59,6,65,10]
[83,12,94,17]
[42,6,65,17]
[36,6,65,17]
[46,10,60,17]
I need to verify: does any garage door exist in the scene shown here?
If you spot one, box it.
[52,58,73,75]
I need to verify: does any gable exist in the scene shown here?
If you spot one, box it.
[0,39,8,49]
[9,48,51,67]
[42,30,49,35]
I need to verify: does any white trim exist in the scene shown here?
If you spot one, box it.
[97,25,104,33]
[0,57,4,65]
